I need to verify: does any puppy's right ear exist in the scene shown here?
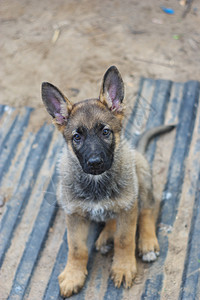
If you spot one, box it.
[41,82,72,127]
[99,66,124,113]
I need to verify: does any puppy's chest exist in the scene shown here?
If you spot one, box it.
[72,174,123,202]
[86,205,116,222]
[61,172,137,222]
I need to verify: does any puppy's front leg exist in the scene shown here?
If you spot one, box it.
[59,214,90,298]
[111,203,138,288]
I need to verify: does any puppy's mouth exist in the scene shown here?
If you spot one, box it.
[83,167,107,175]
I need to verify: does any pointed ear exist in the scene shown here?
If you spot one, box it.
[41,82,72,125]
[99,66,124,112]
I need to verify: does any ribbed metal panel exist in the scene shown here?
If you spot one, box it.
[0,79,200,300]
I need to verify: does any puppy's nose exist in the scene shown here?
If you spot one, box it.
[87,155,103,167]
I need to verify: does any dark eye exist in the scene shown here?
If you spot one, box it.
[102,128,110,136]
[73,133,81,142]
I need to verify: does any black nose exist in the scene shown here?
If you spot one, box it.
[87,155,103,168]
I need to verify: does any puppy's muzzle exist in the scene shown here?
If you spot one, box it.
[87,155,103,168]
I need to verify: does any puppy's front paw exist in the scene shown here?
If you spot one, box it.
[58,267,87,298]
[110,260,137,289]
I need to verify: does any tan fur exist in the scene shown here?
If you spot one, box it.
[58,214,90,297]
[52,119,66,133]
[138,209,159,255]
[111,203,138,288]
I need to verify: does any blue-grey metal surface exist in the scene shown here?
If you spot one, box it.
[0,79,200,300]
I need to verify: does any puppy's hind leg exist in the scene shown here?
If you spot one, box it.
[135,152,160,262]
[95,219,116,254]
[138,208,160,262]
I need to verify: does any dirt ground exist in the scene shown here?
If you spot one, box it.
[1,0,200,126]
[1,1,200,299]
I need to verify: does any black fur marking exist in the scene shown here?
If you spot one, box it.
[71,124,115,175]
[69,167,127,202]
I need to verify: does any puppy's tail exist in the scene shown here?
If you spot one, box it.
[137,124,176,155]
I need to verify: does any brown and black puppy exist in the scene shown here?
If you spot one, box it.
[41,66,173,298]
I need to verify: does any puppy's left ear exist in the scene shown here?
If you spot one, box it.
[99,66,124,112]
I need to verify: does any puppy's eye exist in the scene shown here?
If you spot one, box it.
[102,128,110,136]
[73,133,81,142]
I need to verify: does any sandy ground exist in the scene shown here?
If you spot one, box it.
[1,1,200,299]
[1,0,200,127]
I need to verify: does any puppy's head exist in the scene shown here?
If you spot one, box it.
[41,66,125,175]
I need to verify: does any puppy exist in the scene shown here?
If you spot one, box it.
[41,66,173,298]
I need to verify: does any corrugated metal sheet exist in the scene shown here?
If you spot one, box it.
[0,79,200,300]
